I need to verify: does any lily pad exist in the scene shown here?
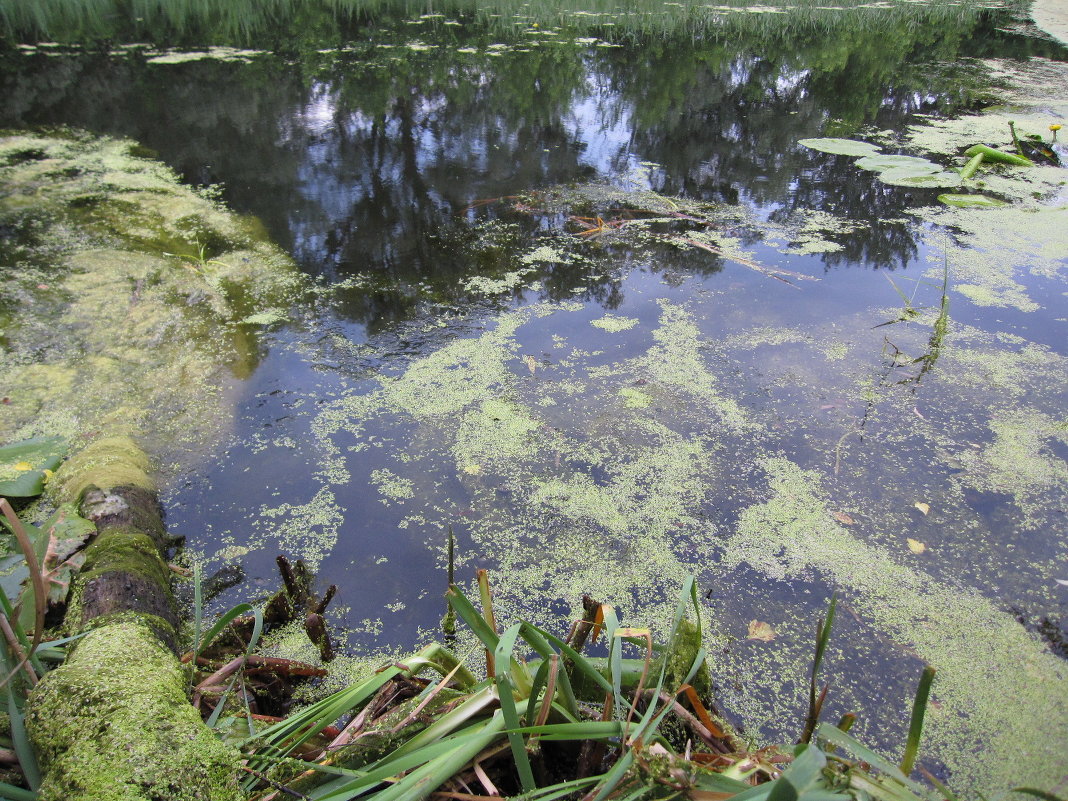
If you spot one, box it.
[877,169,963,188]
[938,193,1008,208]
[798,138,882,157]
[855,154,941,173]
[0,436,67,498]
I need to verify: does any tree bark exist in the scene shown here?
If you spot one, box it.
[25,436,243,801]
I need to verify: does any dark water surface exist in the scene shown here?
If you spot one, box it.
[3,0,1068,791]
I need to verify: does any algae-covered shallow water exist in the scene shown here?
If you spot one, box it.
[2,0,1067,792]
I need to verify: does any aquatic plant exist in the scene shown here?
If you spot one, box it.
[216,574,954,801]
[0,487,90,799]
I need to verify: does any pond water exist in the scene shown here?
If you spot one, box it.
[2,0,1068,792]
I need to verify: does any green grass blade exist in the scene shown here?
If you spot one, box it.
[205,673,240,728]
[446,585,500,650]
[0,779,37,800]
[588,748,635,801]
[899,665,936,776]
[494,623,536,793]
[196,602,253,657]
[812,594,837,683]
[815,723,926,794]
[512,721,623,740]
[6,686,39,791]
[603,606,624,713]
[387,684,499,759]
[521,775,600,800]
[1011,790,1068,801]
[353,712,506,801]
[520,624,580,718]
[314,715,506,801]
[525,623,612,695]
[526,656,551,726]
[192,563,202,659]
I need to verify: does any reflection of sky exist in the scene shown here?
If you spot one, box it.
[564,66,652,188]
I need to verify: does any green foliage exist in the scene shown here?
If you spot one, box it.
[229,579,947,801]
[0,437,66,498]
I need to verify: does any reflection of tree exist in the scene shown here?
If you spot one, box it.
[1,4,1055,327]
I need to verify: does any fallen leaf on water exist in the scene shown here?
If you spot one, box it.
[914,502,930,515]
[1056,579,1068,587]
[523,354,537,375]
[747,620,776,642]
[907,538,926,554]
[833,511,856,525]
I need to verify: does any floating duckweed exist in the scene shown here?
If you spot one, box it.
[591,313,638,332]
[370,468,415,504]
[618,387,652,408]
[259,487,344,570]
[724,457,1068,792]
[955,409,1068,527]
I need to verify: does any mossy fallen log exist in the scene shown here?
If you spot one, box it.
[25,437,243,801]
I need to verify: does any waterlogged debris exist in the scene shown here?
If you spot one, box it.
[914,502,930,515]
[832,511,856,525]
[747,619,777,641]
[907,538,927,554]
[798,138,882,157]
[937,193,1007,208]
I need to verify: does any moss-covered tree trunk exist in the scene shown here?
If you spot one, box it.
[25,437,243,801]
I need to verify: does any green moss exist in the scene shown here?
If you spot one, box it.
[26,621,243,801]
[79,529,172,587]
[52,436,154,504]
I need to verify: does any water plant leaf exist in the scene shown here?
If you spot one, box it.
[747,619,777,641]
[876,169,962,188]
[963,144,1032,166]
[937,194,1007,208]
[900,665,937,776]
[798,138,882,157]
[855,155,940,173]
[0,436,66,498]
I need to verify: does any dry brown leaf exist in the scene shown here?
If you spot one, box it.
[747,620,776,642]
[914,501,930,515]
[833,511,856,525]
[907,538,926,554]
[523,354,537,375]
